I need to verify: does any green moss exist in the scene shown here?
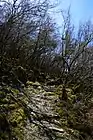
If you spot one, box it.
[26,81,41,87]
[8,107,26,139]
[26,81,35,85]
[11,88,19,94]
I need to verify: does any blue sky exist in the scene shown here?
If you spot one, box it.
[53,0,93,27]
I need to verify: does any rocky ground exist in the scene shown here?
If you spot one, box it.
[24,81,80,140]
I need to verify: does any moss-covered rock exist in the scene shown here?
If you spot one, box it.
[55,84,93,139]
[0,85,27,140]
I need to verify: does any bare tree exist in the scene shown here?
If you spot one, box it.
[51,9,93,100]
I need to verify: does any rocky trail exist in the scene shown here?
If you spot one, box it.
[24,81,79,140]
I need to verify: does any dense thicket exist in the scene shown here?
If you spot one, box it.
[1,0,93,140]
